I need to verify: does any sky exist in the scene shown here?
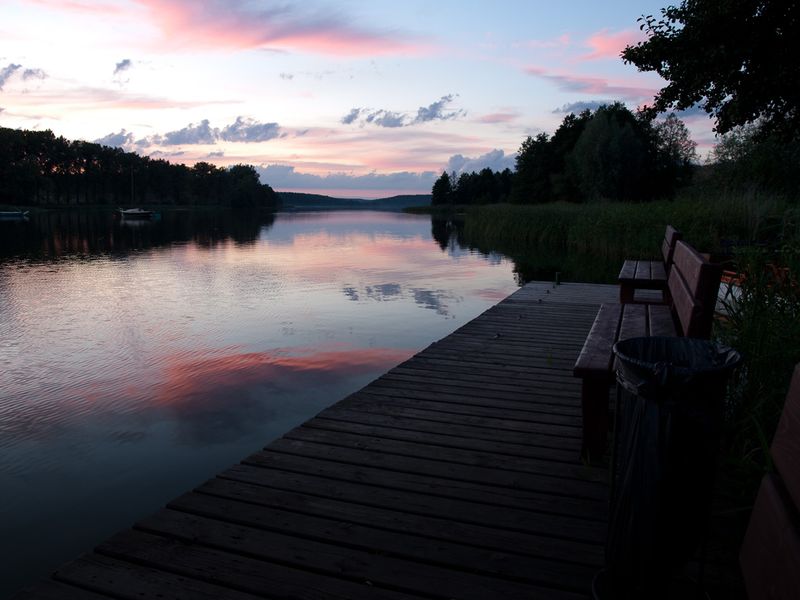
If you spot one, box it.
[0,0,718,198]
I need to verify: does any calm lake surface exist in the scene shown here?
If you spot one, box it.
[0,209,521,597]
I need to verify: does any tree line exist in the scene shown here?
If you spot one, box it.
[0,127,280,209]
[432,102,698,206]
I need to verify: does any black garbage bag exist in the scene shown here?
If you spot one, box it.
[603,337,741,599]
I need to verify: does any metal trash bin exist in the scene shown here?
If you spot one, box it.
[600,336,741,599]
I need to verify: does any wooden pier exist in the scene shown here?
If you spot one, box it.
[16,282,623,600]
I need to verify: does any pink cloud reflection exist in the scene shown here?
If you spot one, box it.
[153,346,416,407]
[135,0,425,56]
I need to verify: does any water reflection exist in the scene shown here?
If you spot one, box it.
[0,209,520,598]
[430,215,619,284]
[0,209,275,260]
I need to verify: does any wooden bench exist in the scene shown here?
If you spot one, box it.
[573,241,722,461]
[618,225,682,304]
[740,364,800,599]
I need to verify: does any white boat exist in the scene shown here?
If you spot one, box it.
[118,208,154,219]
[0,210,29,220]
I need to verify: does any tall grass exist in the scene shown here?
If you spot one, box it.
[464,193,798,263]
[715,244,800,505]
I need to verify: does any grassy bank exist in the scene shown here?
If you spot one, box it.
[464,194,799,262]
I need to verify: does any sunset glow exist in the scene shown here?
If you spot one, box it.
[0,1,717,197]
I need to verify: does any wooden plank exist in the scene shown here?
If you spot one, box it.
[283,427,604,482]
[365,377,582,405]
[226,459,606,535]
[342,392,583,426]
[618,303,647,342]
[195,478,606,565]
[618,259,636,281]
[650,260,667,283]
[11,580,114,600]
[667,260,701,337]
[381,368,582,393]
[354,382,582,411]
[647,304,677,337]
[672,240,722,309]
[53,554,265,600]
[306,412,575,465]
[165,492,598,589]
[634,260,651,282]
[771,363,800,509]
[254,441,606,501]
[740,474,800,600]
[573,303,622,376]
[392,360,587,394]
[94,530,418,600]
[317,405,575,450]
[663,225,682,266]
[322,399,584,441]
[136,509,586,600]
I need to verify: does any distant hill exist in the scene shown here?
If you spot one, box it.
[278,191,431,210]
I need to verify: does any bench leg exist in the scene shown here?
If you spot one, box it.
[581,377,611,464]
[619,283,634,304]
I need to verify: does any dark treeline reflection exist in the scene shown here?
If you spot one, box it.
[0,209,276,260]
[431,216,618,284]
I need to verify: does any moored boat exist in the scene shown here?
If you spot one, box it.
[118,207,154,219]
[0,210,29,220]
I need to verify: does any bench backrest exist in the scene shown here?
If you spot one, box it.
[660,225,683,269]
[667,240,722,338]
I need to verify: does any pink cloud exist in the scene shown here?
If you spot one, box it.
[475,112,520,124]
[525,66,658,102]
[28,0,123,15]
[579,29,644,61]
[5,85,238,111]
[134,0,425,56]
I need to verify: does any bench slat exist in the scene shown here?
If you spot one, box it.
[637,261,652,282]
[619,304,647,341]
[672,241,722,308]
[647,304,676,337]
[574,304,622,376]
[771,364,800,510]
[662,225,683,268]
[650,261,667,283]
[618,260,637,281]
[668,242,721,338]
[667,264,699,337]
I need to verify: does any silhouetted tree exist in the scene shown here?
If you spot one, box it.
[511,133,552,203]
[567,103,653,202]
[549,110,593,201]
[654,113,697,188]
[431,171,453,206]
[622,0,800,139]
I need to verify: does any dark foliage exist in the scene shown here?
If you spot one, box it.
[0,127,280,209]
[511,103,695,203]
[431,171,453,206]
[622,0,800,139]
[430,168,513,206]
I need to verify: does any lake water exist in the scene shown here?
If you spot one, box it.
[0,209,521,597]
